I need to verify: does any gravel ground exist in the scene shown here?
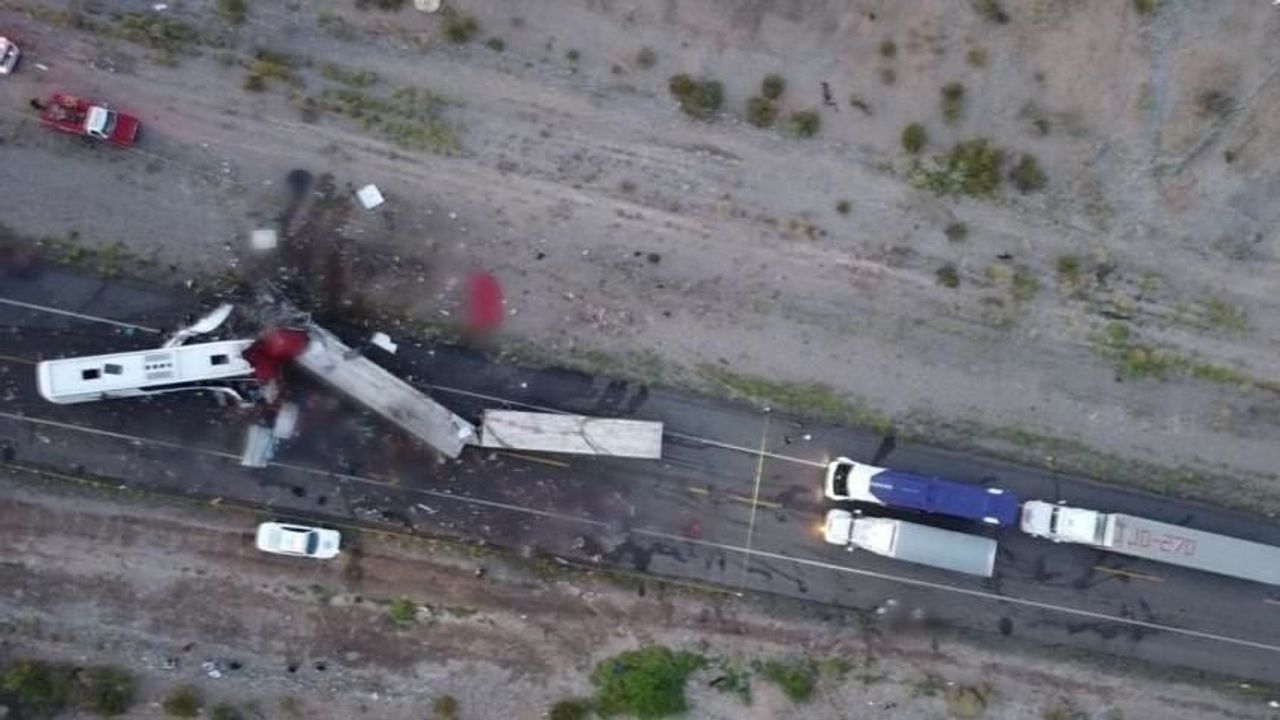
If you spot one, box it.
[0,1,1279,499]
[1,468,1274,720]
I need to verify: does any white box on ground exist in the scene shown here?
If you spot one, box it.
[479,410,663,459]
[250,228,278,251]
[356,184,385,210]
[370,331,398,354]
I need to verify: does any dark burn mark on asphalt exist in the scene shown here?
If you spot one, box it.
[1033,556,1063,583]
[999,616,1013,636]
[870,428,897,465]
[606,538,686,573]
[746,559,809,594]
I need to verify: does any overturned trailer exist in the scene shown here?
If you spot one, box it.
[478,409,663,459]
[253,325,477,459]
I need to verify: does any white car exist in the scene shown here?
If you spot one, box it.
[0,37,20,75]
[255,522,341,559]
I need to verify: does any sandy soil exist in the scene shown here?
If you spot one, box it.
[1,468,1272,719]
[1,1,1279,498]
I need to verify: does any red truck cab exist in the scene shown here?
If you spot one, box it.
[39,93,140,146]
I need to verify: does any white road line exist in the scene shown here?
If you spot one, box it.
[3,410,1280,656]
[738,413,770,589]
[0,297,161,334]
[0,411,605,529]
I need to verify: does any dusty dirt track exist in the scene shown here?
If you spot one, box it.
[0,4,1278,495]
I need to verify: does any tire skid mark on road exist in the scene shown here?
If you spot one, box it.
[3,410,1280,656]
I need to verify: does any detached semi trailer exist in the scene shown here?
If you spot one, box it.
[1021,501,1280,586]
[823,509,997,578]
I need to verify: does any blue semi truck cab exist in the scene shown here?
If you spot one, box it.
[824,457,1019,526]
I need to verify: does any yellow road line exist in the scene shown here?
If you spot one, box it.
[497,451,571,468]
[738,414,770,589]
[732,494,780,510]
[687,486,710,496]
[1094,565,1164,583]
[0,354,35,365]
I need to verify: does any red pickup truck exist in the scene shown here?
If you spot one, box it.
[38,93,140,146]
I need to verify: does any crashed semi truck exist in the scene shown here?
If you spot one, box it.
[1020,500,1280,586]
[823,509,997,578]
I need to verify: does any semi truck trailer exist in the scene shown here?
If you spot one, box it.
[823,509,998,578]
[824,457,1019,526]
[1020,500,1280,586]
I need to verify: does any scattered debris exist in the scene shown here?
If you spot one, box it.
[272,402,300,440]
[356,184,385,210]
[239,424,276,468]
[370,331,399,354]
[250,228,278,252]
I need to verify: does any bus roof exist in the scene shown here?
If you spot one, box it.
[36,339,254,403]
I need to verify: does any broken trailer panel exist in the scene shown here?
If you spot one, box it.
[289,324,477,459]
[479,410,663,459]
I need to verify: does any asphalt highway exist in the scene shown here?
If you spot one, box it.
[4,268,1280,684]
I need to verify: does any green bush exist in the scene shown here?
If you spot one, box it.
[1,660,73,718]
[761,74,786,100]
[441,9,480,44]
[211,704,245,720]
[974,0,1010,23]
[745,96,778,128]
[1009,154,1047,193]
[909,139,1004,197]
[936,264,961,288]
[879,67,896,85]
[835,200,851,215]
[388,597,418,627]
[755,659,818,703]
[945,222,969,242]
[1134,0,1157,15]
[1056,255,1081,286]
[565,49,580,62]
[83,667,134,716]
[941,82,965,124]
[217,0,248,24]
[901,122,927,154]
[966,47,988,68]
[163,685,201,717]
[549,698,592,720]
[635,47,657,69]
[668,75,723,120]
[432,695,459,720]
[590,646,706,719]
[789,110,821,138]
[485,37,505,52]
[879,39,897,58]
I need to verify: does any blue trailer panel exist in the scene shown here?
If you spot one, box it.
[826,458,1019,526]
[868,469,1019,526]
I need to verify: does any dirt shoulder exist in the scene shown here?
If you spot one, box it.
[0,468,1272,719]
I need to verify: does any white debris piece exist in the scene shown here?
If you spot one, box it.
[370,331,398,354]
[250,228,278,251]
[240,425,276,468]
[273,402,300,440]
[414,0,443,12]
[356,184,385,210]
[479,410,664,459]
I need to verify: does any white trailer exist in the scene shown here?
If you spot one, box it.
[478,410,663,459]
[294,324,477,458]
[823,509,997,578]
[1021,501,1280,586]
